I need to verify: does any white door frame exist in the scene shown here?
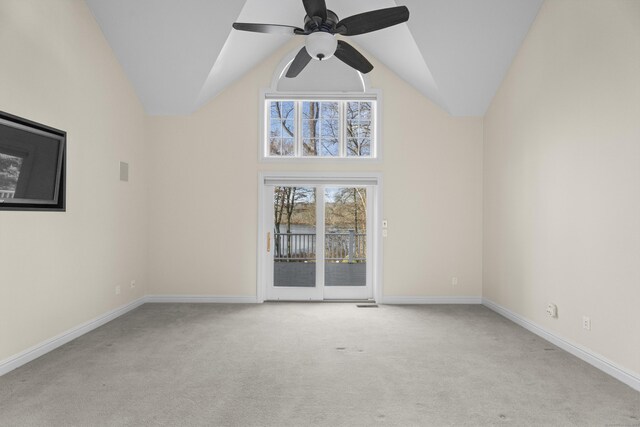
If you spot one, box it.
[257,171,383,303]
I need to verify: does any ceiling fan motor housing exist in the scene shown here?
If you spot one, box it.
[304,9,339,33]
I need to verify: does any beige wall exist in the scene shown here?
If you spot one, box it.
[484,0,640,375]
[0,1,148,361]
[147,42,484,299]
[1,0,636,386]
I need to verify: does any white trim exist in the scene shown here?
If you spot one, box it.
[270,48,372,93]
[482,298,640,392]
[260,171,383,184]
[381,296,483,305]
[257,176,268,303]
[264,92,378,101]
[145,295,258,304]
[263,177,379,186]
[0,297,145,377]
[372,174,383,303]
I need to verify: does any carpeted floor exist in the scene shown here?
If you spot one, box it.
[0,303,638,426]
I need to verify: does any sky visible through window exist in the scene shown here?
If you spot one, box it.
[269,101,295,156]
[267,100,374,158]
[346,101,372,157]
[302,101,339,157]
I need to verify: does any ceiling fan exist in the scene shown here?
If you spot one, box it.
[232,0,410,78]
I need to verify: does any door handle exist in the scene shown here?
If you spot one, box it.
[267,232,271,253]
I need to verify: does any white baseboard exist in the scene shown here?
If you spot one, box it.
[5,294,637,393]
[0,297,146,377]
[482,298,640,392]
[381,296,482,305]
[145,295,259,304]
[0,295,258,377]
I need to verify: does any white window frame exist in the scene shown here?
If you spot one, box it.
[259,90,383,163]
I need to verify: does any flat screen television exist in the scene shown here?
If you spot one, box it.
[0,111,66,211]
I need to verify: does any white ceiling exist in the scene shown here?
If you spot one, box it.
[86,0,542,116]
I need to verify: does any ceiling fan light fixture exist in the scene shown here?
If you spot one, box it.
[305,32,337,61]
[233,1,410,76]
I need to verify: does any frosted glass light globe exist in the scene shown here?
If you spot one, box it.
[305,32,337,61]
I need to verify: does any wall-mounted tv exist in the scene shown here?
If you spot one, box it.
[0,111,66,211]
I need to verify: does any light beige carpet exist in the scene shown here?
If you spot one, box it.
[0,303,638,426]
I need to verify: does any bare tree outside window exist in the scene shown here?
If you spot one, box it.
[302,102,339,156]
[267,100,374,158]
[346,101,372,157]
[269,101,295,156]
[273,186,316,260]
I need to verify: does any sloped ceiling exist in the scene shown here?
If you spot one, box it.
[86,0,542,116]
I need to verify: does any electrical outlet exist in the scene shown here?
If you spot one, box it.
[115,285,121,295]
[582,316,591,331]
[382,229,388,237]
[546,303,558,318]
[130,280,136,289]
[451,277,458,286]
[382,220,388,229]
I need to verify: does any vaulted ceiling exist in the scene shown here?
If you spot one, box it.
[86,0,543,116]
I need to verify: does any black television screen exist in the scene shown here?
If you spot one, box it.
[0,112,66,211]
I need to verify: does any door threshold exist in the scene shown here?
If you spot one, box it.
[264,299,375,304]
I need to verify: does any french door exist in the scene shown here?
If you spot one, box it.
[263,183,373,301]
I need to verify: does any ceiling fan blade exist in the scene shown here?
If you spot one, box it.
[335,6,410,36]
[334,40,373,74]
[232,22,306,35]
[286,47,313,78]
[302,0,327,21]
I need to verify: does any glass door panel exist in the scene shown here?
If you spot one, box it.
[273,186,317,288]
[324,187,370,300]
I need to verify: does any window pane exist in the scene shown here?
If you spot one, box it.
[270,102,280,119]
[359,138,371,156]
[271,101,295,119]
[303,139,317,156]
[283,119,295,138]
[359,102,372,120]
[324,187,367,287]
[346,138,371,157]
[268,102,295,157]
[320,138,339,157]
[301,121,310,138]
[322,119,339,138]
[345,101,373,157]
[270,139,282,156]
[302,119,318,138]
[321,102,339,119]
[346,138,358,156]
[301,101,340,157]
[270,119,282,138]
[274,186,317,288]
[302,101,317,119]
[346,102,358,120]
[282,138,295,156]
[281,102,294,119]
[358,121,371,138]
